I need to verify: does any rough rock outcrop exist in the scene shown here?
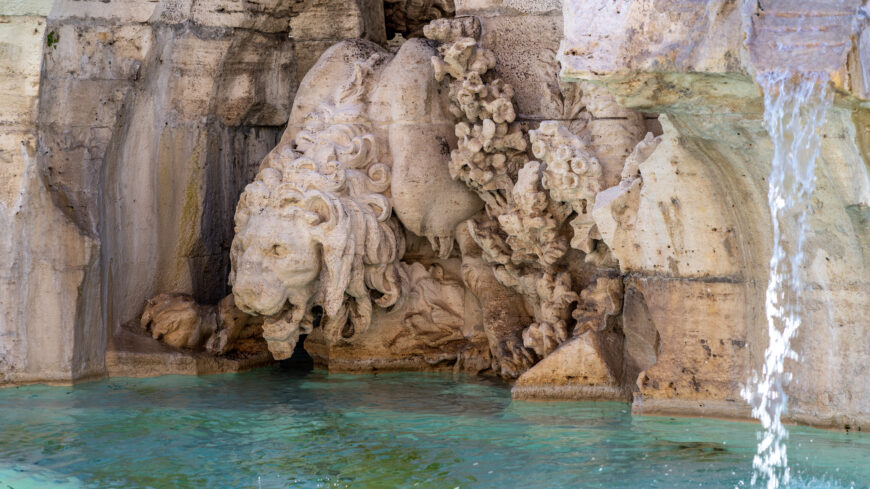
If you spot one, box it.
[0,1,102,385]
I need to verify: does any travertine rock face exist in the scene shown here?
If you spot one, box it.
[0,0,384,384]
[0,1,103,385]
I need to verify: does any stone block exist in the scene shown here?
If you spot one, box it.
[512,330,630,401]
[43,23,154,81]
[559,0,749,81]
[289,0,385,43]
[49,0,161,23]
[628,276,754,418]
[213,31,296,127]
[479,14,564,120]
[456,0,561,15]
[0,16,47,126]
[40,79,131,128]
[166,35,233,122]
[1,0,54,16]
[190,0,295,33]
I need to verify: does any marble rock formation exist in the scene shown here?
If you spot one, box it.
[226,14,651,385]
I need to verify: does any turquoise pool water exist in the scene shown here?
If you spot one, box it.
[0,368,867,489]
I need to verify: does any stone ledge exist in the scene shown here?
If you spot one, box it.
[1,0,54,17]
[104,327,275,379]
[511,384,632,402]
[105,349,274,378]
[633,397,870,432]
[631,397,753,422]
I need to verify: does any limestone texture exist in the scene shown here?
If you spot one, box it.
[559,0,870,429]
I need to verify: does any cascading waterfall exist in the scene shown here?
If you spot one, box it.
[741,72,833,489]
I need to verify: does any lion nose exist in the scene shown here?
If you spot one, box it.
[233,282,264,314]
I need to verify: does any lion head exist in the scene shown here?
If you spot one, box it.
[229,62,407,359]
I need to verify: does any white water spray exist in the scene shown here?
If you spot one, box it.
[741,72,833,489]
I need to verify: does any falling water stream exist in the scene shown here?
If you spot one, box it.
[741,72,833,489]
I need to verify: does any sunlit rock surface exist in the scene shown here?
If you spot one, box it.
[561,0,870,428]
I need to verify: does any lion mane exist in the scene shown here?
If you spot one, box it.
[230,59,407,342]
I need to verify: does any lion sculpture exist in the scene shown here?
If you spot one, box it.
[230,39,482,359]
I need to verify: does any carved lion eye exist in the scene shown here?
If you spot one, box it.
[268,244,289,257]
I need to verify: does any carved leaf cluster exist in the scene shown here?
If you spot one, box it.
[425,24,604,361]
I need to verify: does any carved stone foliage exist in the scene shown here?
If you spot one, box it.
[425,21,584,364]
[532,121,604,253]
[425,20,634,373]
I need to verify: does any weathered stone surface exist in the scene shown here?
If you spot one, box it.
[289,0,386,84]
[560,0,870,429]
[513,330,629,401]
[0,5,103,386]
[456,0,561,16]
[627,277,754,418]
